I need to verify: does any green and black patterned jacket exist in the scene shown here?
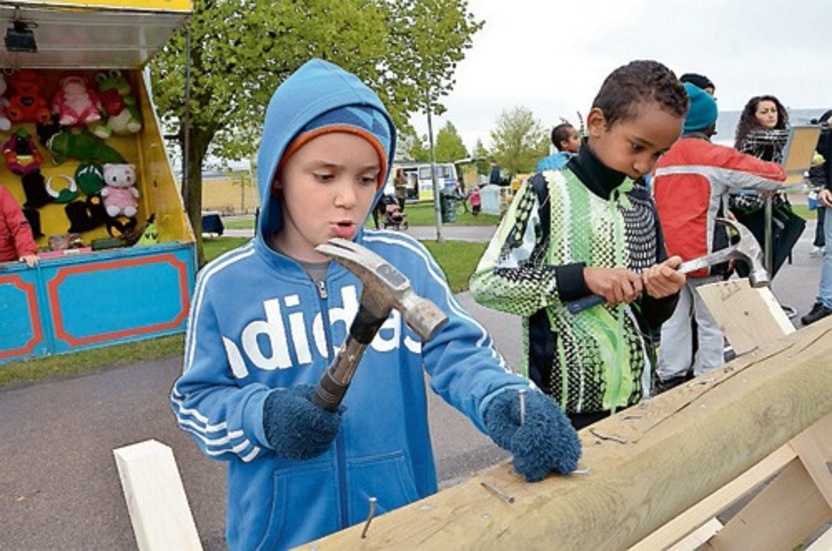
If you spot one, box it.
[470,145,678,415]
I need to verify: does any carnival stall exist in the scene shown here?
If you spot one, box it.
[0,0,194,364]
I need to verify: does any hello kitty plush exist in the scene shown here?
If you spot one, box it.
[52,76,102,126]
[100,163,139,218]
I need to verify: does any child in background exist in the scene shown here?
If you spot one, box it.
[0,185,38,267]
[536,122,580,172]
[469,185,481,215]
[471,60,687,430]
[171,59,580,551]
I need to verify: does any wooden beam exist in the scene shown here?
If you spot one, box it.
[303,320,832,550]
[791,413,832,508]
[701,458,832,550]
[113,439,203,551]
[696,278,794,355]
[629,442,797,550]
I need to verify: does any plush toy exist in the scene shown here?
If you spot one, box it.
[36,114,62,147]
[47,128,125,165]
[65,194,108,233]
[52,76,102,127]
[45,175,79,203]
[101,163,139,218]
[0,75,11,131]
[134,214,158,246]
[75,161,105,195]
[89,70,142,139]
[21,171,53,209]
[6,70,51,125]
[3,129,43,175]
[22,207,43,238]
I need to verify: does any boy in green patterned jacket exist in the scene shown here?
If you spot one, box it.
[471,60,688,429]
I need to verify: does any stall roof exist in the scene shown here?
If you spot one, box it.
[0,0,190,69]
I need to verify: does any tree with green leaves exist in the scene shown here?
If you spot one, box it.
[489,106,548,179]
[149,0,482,264]
[472,139,490,175]
[434,121,468,162]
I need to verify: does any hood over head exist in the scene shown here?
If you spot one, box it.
[256,58,397,239]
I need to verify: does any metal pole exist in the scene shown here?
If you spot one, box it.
[182,21,192,209]
[764,194,773,274]
[426,100,443,243]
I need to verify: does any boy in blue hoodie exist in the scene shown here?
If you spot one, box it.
[171,59,580,550]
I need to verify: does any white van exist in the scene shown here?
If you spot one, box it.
[388,162,457,201]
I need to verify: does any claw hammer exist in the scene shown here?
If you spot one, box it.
[567,218,769,313]
[311,238,449,411]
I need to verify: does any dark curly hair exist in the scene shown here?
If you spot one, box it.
[592,60,688,127]
[550,123,575,151]
[734,95,789,147]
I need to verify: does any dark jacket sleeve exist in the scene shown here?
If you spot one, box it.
[637,201,680,329]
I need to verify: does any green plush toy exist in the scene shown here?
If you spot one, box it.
[47,128,125,165]
[89,70,143,139]
[136,214,158,246]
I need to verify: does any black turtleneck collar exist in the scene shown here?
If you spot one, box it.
[565,137,630,200]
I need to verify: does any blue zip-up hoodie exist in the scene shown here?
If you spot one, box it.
[171,59,529,550]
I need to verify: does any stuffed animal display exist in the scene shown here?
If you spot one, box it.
[2,69,153,251]
[52,76,102,126]
[100,163,139,218]
[7,70,51,124]
[90,70,142,139]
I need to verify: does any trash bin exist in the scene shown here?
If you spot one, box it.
[440,189,458,223]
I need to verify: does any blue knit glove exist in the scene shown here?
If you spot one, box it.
[263,384,343,460]
[484,389,581,482]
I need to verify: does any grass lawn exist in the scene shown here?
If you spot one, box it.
[0,236,490,387]
[212,201,502,230]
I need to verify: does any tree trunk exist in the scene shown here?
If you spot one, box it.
[183,127,213,267]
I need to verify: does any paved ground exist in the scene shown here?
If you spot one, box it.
[1,219,824,549]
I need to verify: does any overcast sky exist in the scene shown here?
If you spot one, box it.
[411,0,832,151]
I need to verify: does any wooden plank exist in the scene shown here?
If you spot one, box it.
[113,439,203,551]
[302,321,832,550]
[629,443,796,550]
[791,412,832,508]
[696,278,794,355]
[807,524,832,551]
[667,518,723,551]
[701,458,832,550]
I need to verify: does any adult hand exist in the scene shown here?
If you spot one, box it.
[642,256,685,298]
[583,266,643,307]
[818,189,832,209]
[484,389,581,482]
[20,254,38,268]
[263,384,343,460]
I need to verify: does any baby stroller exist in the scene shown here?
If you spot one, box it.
[381,195,408,230]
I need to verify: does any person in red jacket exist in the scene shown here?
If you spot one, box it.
[0,185,38,267]
[651,83,785,392]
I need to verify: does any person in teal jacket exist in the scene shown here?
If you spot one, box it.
[536,122,580,172]
[171,59,580,550]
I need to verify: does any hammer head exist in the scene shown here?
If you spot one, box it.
[677,218,769,287]
[315,238,449,340]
